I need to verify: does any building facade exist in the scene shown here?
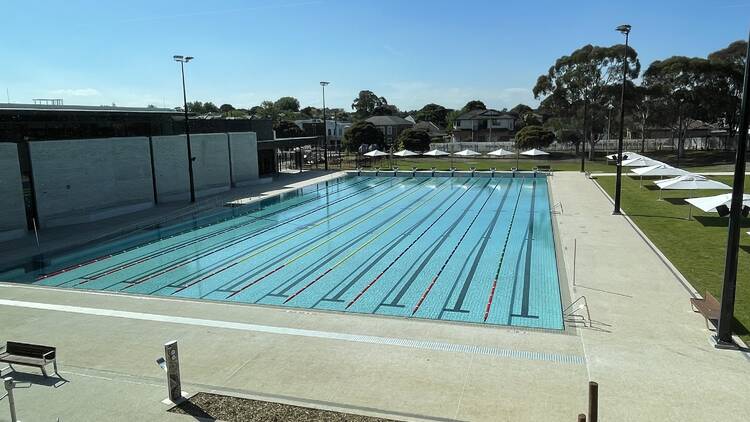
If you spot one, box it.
[365,115,414,144]
[451,109,518,142]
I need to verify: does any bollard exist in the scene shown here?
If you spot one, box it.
[578,413,586,422]
[588,381,598,422]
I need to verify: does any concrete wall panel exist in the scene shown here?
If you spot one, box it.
[30,137,154,227]
[0,143,27,240]
[229,132,259,186]
[191,133,231,197]
[152,135,190,202]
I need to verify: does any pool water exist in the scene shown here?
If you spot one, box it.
[0,175,564,330]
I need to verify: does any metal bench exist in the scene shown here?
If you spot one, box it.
[0,341,60,378]
[690,291,721,330]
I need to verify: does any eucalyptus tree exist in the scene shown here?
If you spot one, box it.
[351,90,388,119]
[708,40,748,145]
[533,44,640,159]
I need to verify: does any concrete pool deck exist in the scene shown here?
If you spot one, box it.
[1,171,749,421]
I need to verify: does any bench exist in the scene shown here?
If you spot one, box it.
[0,341,60,378]
[690,291,721,330]
[533,165,552,172]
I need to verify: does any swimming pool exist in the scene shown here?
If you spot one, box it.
[0,175,564,330]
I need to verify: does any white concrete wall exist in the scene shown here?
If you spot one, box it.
[30,137,154,228]
[0,143,27,240]
[228,132,259,186]
[190,133,231,197]
[151,135,190,203]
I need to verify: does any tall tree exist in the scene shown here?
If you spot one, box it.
[275,96,301,112]
[343,121,383,152]
[219,103,235,113]
[203,102,219,113]
[510,103,534,115]
[462,100,486,111]
[708,40,747,145]
[515,125,556,149]
[397,128,431,151]
[351,90,388,119]
[643,56,718,160]
[415,103,451,128]
[533,44,640,159]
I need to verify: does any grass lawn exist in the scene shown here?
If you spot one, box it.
[596,174,750,342]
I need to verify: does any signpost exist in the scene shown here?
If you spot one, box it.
[156,340,184,403]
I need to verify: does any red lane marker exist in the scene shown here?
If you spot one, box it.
[412,275,439,315]
[484,278,498,321]
[284,268,333,303]
[225,264,286,298]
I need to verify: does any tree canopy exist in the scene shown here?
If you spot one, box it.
[397,128,432,151]
[515,125,556,149]
[275,96,300,112]
[351,90,388,119]
[219,103,235,113]
[274,120,304,138]
[462,100,487,112]
[415,103,451,128]
[343,121,383,152]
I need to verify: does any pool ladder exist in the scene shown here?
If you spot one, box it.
[551,202,564,215]
[563,296,592,327]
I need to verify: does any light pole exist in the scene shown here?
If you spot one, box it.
[613,24,631,215]
[320,81,330,171]
[174,55,196,203]
[607,103,614,155]
[715,31,750,348]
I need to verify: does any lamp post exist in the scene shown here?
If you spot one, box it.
[607,103,614,155]
[174,55,196,203]
[716,31,750,348]
[613,24,631,215]
[320,81,330,171]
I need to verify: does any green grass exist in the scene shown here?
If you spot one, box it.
[596,175,750,342]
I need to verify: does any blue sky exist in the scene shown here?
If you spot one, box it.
[3,0,750,111]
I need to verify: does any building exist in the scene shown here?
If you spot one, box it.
[365,115,414,144]
[413,121,448,141]
[451,109,518,142]
[293,119,352,142]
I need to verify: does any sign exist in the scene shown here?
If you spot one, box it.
[164,341,182,402]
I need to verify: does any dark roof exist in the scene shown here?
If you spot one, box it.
[365,115,414,126]
[456,109,517,121]
[414,121,445,134]
[0,103,181,114]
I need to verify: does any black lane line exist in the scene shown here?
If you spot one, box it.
[374,179,491,310]
[511,177,538,320]
[163,178,430,296]
[167,179,431,294]
[40,176,371,282]
[411,178,504,315]
[102,178,404,291]
[311,179,465,308]
[72,177,384,285]
[346,178,489,310]
[223,178,446,300]
[482,178,526,322]
[439,178,516,318]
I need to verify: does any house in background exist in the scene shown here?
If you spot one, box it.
[294,119,352,142]
[414,121,448,141]
[451,109,518,142]
[365,115,414,144]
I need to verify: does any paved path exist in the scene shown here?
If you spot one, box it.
[0,172,748,421]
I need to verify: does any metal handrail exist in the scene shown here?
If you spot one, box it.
[551,202,564,214]
[564,296,592,327]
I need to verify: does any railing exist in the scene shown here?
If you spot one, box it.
[563,296,592,327]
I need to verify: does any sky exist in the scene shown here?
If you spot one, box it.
[2,0,750,112]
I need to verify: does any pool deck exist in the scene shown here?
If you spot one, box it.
[1,171,750,421]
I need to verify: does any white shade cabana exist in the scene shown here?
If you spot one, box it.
[621,156,663,167]
[393,149,418,157]
[630,164,690,188]
[422,149,449,157]
[488,148,515,157]
[654,174,732,219]
[521,148,549,156]
[364,149,389,157]
[453,149,481,156]
[686,193,750,214]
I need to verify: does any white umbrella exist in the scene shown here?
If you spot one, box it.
[393,149,418,157]
[488,148,514,157]
[453,149,481,156]
[686,193,750,213]
[364,149,389,157]
[630,164,690,188]
[655,174,732,219]
[422,149,449,157]
[606,151,644,161]
[621,157,663,167]
[521,148,549,156]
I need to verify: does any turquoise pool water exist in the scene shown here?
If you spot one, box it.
[0,175,564,330]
